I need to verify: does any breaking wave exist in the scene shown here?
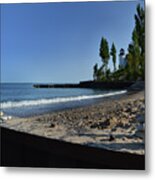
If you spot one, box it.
[1,90,127,109]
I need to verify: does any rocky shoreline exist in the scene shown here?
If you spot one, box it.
[0,90,145,155]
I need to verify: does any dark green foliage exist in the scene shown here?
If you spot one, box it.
[110,43,117,72]
[135,4,145,55]
[135,4,145,80]
[99,37,110,71]
[126,4,145,80]
[106,69,111,80]
[96,64,107,81]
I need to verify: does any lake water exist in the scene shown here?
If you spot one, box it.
[0,83,126,117]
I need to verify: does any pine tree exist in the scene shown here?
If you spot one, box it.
[126,4,145,80]
[99,37,110,72]
[135,4,145,55]
[110,43,117,71]
[134,4,145,79]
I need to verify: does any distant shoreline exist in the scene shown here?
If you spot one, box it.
[33,80,135,89]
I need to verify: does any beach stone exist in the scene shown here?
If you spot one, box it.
[111,126,117,132]
[122,112,129,118]
[136,114,145,123]
[78,121,83,126]
[83,115,89,119]
[131,107,138,113]
[90,119,110,129]
[105,114,112,121]
[123,123,131,129]
[111,117,117,122]
[109,135,115,141]
[138,103,145,112]
[134,122,145,139]
[136,124,145,131]
[116,121,124,128]
[125,106,132,113]
[100,120,110,127]
[90,123,99,129]
[49,123,55,128]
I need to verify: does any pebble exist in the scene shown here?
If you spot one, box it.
[91,119,110,129]
[109,134,115,141]
[134,129,145,139]
[49,123,55,128]
[136,114,145,123]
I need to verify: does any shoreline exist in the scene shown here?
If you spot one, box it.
[0,89,145,155]
[1,89,127,117]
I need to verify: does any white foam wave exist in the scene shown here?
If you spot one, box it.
[1,90,127,109]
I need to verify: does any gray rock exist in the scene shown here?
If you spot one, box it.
[136,114,145,123]
[109,134,115,141]
[90,119,110,129]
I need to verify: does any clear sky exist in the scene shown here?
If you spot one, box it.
[1,0,144,83]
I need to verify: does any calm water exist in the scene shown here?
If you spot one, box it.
[0,83,126,117]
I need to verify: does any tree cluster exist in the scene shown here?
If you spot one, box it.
[93,4,145,82]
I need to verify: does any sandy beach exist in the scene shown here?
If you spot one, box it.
[0,89,145,155]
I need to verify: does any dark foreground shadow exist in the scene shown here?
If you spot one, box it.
[0,127,144,170]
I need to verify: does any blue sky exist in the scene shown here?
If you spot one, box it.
[1,1,144,83]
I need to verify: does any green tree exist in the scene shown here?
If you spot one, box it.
[99,37,110,72]
[97,67,105,81]
[110,43,117,71]
[135,4,145,56]
[106,69,111,80]
[93,4,145,82]
[126,4,145,80]
[93,63,98,80]
[134,4,145,79]
[126,29,141,80]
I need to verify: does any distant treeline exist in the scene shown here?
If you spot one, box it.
[93,4,145,81]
